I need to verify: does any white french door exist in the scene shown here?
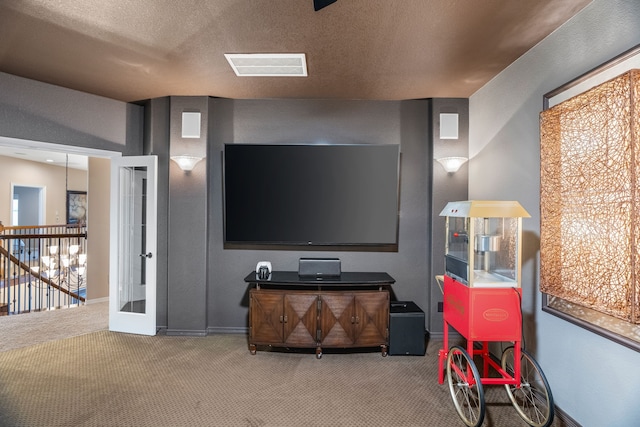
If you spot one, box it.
[109,155,157,335]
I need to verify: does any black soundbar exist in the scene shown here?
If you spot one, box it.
[298,258,341,278]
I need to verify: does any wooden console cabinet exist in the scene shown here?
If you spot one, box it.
[245,272,394,358]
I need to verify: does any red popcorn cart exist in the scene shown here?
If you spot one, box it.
[437,201,554,427]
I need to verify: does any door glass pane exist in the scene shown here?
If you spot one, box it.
[118,166,147,314]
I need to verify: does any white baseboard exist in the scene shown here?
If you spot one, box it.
[86,297,108,304]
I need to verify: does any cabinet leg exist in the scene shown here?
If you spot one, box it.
[249,344,257,355]
[381,345,388,357]
[316,347,323,359]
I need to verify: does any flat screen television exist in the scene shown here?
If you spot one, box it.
[223,143,400,246]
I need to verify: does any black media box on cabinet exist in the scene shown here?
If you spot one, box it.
[389,301,426,356]
[298,258,341,278]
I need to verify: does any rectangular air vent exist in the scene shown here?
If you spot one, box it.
[224,53,307,77]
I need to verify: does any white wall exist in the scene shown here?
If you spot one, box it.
[469,1,640,426]
[0,155,87,225]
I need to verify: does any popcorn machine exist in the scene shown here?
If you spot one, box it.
[437,201,554,427]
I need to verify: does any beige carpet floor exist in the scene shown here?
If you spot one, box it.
[0,305,567,427]
[0,301,108,352]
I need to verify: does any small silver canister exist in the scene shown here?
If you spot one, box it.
[475,234,500,252]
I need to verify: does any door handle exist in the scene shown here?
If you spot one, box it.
[139,252,153,258]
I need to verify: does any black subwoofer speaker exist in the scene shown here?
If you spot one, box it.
[389,301,426,356]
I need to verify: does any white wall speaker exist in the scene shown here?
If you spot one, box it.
[181,112,201,138]
[439,113,459,140]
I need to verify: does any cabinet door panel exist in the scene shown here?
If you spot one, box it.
[353,292,389,346]
[319,293,355,346]
[250,290,284,343]
[283,293,317,346]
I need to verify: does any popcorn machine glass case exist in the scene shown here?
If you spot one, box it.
[441,200,530,288]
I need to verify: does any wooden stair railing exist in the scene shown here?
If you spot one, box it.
[0,244,85,302]
[0,224,87,314]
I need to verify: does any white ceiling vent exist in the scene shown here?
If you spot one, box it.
[224,53,307,77]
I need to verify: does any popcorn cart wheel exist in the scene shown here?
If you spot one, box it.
[436,201,554,427]
[443,340,554,427]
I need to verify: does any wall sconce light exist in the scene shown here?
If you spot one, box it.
[171,155,204,171]
[435,156,468,173]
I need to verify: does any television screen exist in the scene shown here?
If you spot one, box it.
[223,144,400,246]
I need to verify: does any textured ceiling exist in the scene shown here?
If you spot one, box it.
[0,0,591,103]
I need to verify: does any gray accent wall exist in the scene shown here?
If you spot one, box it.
[167,97,209,335]
[142,96,210,334]
[201,98,468,332]
[429,98,468,334]
[139,97,469,334]
[469,1,640,425]
[0,71,142,153]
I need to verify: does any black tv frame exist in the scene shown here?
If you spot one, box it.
[222,143,400,249]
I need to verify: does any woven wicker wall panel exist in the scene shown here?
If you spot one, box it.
[540,69,640,323]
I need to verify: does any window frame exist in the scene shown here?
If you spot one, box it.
[541,43,640,352]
